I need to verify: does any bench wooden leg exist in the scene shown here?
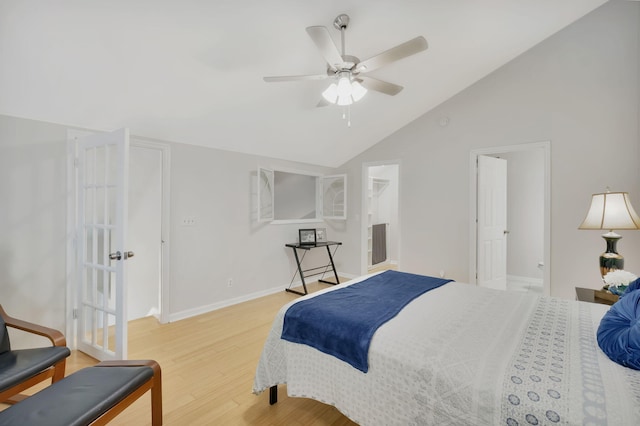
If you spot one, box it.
[93,360,163,426]
[150,363,163,426]
[52,358,66,383]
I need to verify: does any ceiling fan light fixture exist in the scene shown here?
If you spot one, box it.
[337,94,353,106]
[351,80,367,102]
[336,73,352,97]
[323,73,364,105]
[322,83,338,103]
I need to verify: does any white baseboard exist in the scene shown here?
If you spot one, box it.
[168,286,283,322]
[284,271,358,290]
[336,271,359,280]
[168,270,357,323]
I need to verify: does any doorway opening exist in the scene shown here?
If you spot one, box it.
[128,139,171,323]
[361,162,400,275]
[469,142,550,296]
[66,130,171,355]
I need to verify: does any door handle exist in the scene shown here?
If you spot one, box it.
[504,230,510,235]
[109,251,135,260]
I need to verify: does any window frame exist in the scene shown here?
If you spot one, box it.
[257,167,347,224]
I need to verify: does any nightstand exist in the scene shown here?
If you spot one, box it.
[575,287,618,306]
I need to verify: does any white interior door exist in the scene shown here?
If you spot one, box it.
[477,155,507,290]
[76,128,130,360]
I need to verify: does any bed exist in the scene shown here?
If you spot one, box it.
[253,271,640,425]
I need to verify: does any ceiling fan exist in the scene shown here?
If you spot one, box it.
[263,14,428,107]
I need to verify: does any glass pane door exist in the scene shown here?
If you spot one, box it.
[76,129,129,360]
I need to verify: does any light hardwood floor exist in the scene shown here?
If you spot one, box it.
[5,280,358,425]
[368,262,397,274]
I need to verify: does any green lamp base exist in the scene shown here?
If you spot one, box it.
[599,232,624,278]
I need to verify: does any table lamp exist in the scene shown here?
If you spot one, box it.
[579,190,640,277]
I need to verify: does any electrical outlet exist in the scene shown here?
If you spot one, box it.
[227,278,233,287]
[182,216,196,226]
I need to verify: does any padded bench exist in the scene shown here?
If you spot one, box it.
[0,360,162,426]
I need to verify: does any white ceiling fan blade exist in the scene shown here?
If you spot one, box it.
[359,76,403,96]
[356,36,428,73]
[306,26,344,71]
[263,74,328,82]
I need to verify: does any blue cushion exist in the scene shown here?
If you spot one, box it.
[621,277,640,297]
[597,289,640,370]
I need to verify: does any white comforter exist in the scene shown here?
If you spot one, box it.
[253,274,640,425]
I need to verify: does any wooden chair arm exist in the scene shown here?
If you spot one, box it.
[0,304,67,347]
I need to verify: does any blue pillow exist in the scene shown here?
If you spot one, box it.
[621,277,640,297]
[597,289,640,370]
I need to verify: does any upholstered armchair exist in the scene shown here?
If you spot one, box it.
[0,305,71,403]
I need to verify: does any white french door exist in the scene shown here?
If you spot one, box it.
[76,128,130,360]
[477,155,507,290]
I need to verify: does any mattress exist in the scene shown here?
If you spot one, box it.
[253,273,640,425]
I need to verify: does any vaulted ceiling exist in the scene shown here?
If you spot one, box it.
[0,0,609,167]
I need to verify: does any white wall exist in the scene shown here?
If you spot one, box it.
[167,142,334,320]
[273,171,317,220]
[0,116,68,347]
[334,1,640,300]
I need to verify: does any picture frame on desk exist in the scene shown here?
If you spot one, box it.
[299,229,316,245]
[315,228,327,243]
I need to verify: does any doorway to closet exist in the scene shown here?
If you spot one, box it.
[361,162,400,275]
[469,142,550,296]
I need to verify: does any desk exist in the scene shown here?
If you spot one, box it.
[285,241,342,295]
[575,287,618,306]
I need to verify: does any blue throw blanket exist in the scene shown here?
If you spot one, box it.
[281,270,452,372]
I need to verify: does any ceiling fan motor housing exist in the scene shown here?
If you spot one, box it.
[333,14,350,30]
[328,55,360,77]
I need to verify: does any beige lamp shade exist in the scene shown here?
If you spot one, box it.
[579,192,640,231]
[579,191,640,277]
